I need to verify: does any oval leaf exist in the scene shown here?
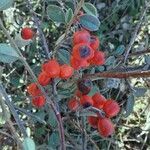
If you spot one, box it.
[114,45,125,56]
[83,2,98,16]
[0,0,13,11]
[0,43,19,63]
[124,94,135,117]
[79,14,100,31]
[65,8,73,23]
[47,5,65,23]
[48,132,60,149]
[23,137,36,150]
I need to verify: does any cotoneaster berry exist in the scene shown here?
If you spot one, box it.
[98,118,114,137]
[21,27,34,40]
[60,64,74,79]
[72,43,94,60]
[92,93,106,109]
[80,95,93,108]
[103,99,120,118]
[38,71,51,86]
[73,30,90,45]
[90,35,100,51]
[90,50,105,66]
[71,56,89,70]
[77,79,93,95]
[88,116,99,128]
[32,96,46,108]
[27,83,41,96]
[68,98,79,111]
[42,59,60,78]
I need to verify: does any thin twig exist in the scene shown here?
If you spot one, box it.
[0,84,27,138]
[0,93,22,149]
[84,70,150,79]
[124,2,150,63]
[26,0,51,58]
[64,0,85,37]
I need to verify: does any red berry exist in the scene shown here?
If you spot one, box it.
[72,43,94,60]
[73,30,90,45]
[90,35,100,50]
[77,79,92,95]
[90,50,105,66]
[38,71,51,86]
[42,59,60,78]
[70,56,89,70]
[68,98,79,111]
[80,95,93,108]
[32,96,46,108]
[98,118,114,137]
[92,93,106,109]
[21,27,34,40]
[27,83,42,96]
[103,99,120,118]
[88,116,99,128]
[60,64,74,79]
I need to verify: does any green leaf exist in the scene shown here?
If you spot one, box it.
[105,56,116,66]
[48,132,60,149]
[0,43,20,63]
[0,0,13,11]
[23,137,36,150]
[79,14,100,31]
[83,2,98,16]
[48,109,57,127]
[133,87,147,97]
[56,49,71,64]
[65,8,73,23]
[114,45,125,56]
[47,5,65,23]
[124,94,135,117]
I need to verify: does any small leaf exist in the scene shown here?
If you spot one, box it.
[48,109,57,127]
[83,2,98,16]
[114,45,125,56]
[47,5,65,23]
[56,49,71,64]
[79,14,100,31]
[105,56,116,66]
[133,87,147,97]
[23,137,36,150]
[48,132,60,149]
[65,8,73,23]
[125,94,135,117]
[0,43,20,63]
[0,0,14,11]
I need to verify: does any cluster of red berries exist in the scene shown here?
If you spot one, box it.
[71,29,105,70]
[27,59,74,107]
[68,79,120,137]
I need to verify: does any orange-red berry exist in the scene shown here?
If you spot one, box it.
[75,90,82,98]
[21,27,34,40]
[70,56,89,70]
[98,118,114,137]
[32,96,46,108]
[38,71,51,86]
[60,64,74,79]
[90,50,105,66]
[90,35,100,50]
[103,99,120,118]
[88,116,99,128]
[73,30,90,45]
[42,59,60,78]
[80,95,93,108]
[92,93,106,109]
[68,98,80,111]
[27,83,42,96]
[77,79,92,95]
[72,43,94,60]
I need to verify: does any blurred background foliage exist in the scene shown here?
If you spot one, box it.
[0,0,150,149]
